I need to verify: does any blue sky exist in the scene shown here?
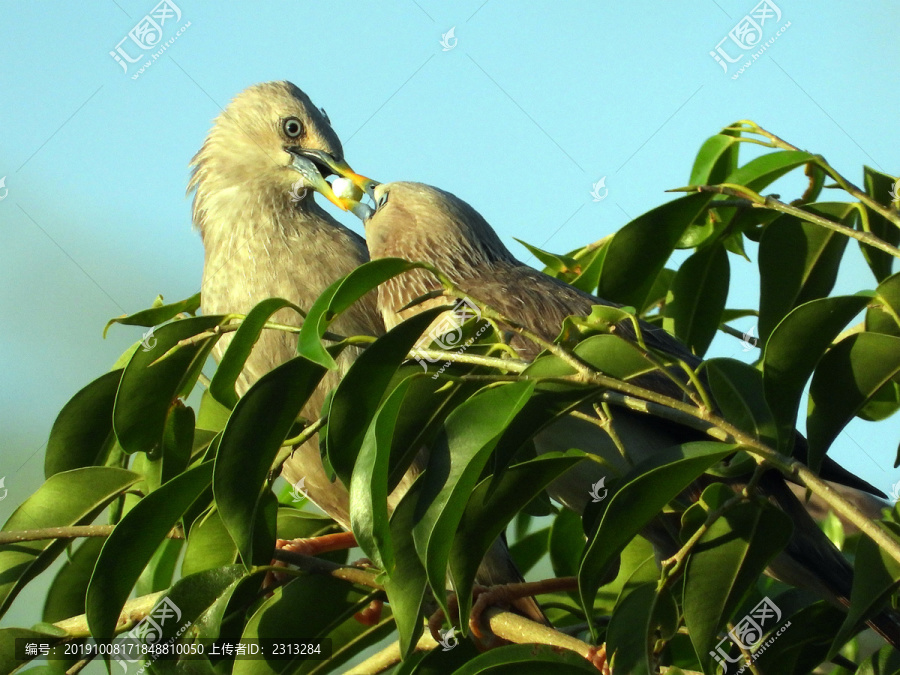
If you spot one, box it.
[1,0,898,630]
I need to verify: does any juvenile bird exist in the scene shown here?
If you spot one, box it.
[353,180,899,646]
[189,81,381,525]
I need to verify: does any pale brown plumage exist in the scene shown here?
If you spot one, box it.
[361,180,900,645]
[188,87,539,619]
[189,81,382,527]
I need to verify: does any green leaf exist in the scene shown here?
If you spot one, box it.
[705,358,777,445]
[857,644,900,675]
[182,508,237,576]
[829,524,900,657]
[607,583,677,675]
[860,167,900,282]
[350,377,415,571]
[689,132,740,186]
[807,332,900,472]
[384,483,429,659]
[197,389,232,433]
[867,271,900,337]
[449,452,585,627]
[509,526,551,576]
[42,538,104,623]
[758,203,854,343]
[451,643,598,674]
[328,307,447,488]
[86,461,213,640]
[235,575,370,675]
[513,238,580,274]
[44,369,122,477]
[412,381,535,618]
[113,315,223,455]
[0,627,65,675]
[569,240,610,294]
[0,467,140,618]
[103,292,201,337]
[549,508,587,579]
[724,150,816,193]
[579,442,736,635]
[214,356,326,567]
[598,193,713,308]
[750,599,845,675]
[209,297,303,409]
[135,537,182,596]
[663,243,730,356]
[683,499,792,665]
[159,402,195,486]
[763,294,871,452]
[297,258,428,369]
[152,564,255,645]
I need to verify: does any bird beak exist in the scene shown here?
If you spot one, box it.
[291,148,379,200]
[286,148,352,210]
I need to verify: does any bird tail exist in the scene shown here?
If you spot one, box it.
[760,471,900,648]
[477,535,548,624]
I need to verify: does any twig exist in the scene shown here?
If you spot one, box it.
[270,550,383,590]
[726,120,900,229]
[411,348,529,372]
[675,184,900,260]
[54,591,167,638]
[0,524,183,545]
[344,631,439,674]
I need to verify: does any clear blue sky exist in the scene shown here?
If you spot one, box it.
[1,0,898,631]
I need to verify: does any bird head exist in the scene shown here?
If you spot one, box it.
[189,81,373,224]
[361,182,515,272]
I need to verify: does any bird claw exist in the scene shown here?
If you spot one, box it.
[354,598,384,626]
[427,584,523,646]
[264,532,358,590]
[586,644,610,674]
[277,531,357,557]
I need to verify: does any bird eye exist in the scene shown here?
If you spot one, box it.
[376,191,389,209]
[282,117,304,139]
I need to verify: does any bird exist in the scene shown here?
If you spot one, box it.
[189,81,383,525]
[341,180,898,646]
[188,83,540,622]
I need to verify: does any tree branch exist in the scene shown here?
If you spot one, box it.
[0,525,183,545]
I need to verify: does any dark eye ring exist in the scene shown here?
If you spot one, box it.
[282,117,304,139]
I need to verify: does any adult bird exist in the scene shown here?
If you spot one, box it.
[345,180,899,646]
[189,84,539,618]
[189,81,382,527]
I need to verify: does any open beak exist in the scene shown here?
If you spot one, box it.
[294,148,379,200]
[286,148,350,210]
